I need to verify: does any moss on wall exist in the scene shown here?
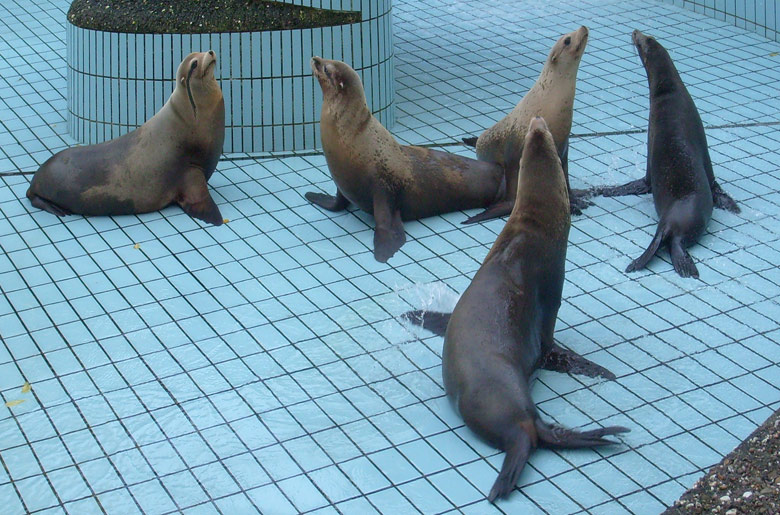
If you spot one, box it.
[68,0,361,33]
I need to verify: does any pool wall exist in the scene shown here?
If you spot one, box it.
[66,0,395,153]
[661,0,780,41]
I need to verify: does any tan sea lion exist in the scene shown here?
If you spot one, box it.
[405,117,628,502]
[306,57,504,263]
[27,51,225,226]
[590,30,740,278]
[463,26,591,222]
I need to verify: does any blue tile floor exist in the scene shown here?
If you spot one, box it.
[2,0,780,513]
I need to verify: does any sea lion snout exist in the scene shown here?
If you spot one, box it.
[528,116,549,133]
[632,30,651,48]
[202,50,217,76]
[311,56,323,74]
[632,30,652,63]
[575,26,589,51]
[311,56,333,89]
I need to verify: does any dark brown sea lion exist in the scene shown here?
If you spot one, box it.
[590,30,740,278]
[462,26,591,222]
[27,51,225,226]
[306,57,504,262]
[405,117,628,502]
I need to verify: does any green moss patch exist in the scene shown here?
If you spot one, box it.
[68,0,361,34]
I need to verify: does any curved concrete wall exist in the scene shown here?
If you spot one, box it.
[661,0,780,42]
[66,0,394,153]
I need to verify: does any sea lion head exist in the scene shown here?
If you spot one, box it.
[515,116,569,223]
[549,26,589,66]
[176,50,221,119]
[311,56,366,102]
[631,30,682,94]
[523,117,560,165]
[632,29,666,68]
[486,116,569,262]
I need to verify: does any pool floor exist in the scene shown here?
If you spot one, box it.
[1,0,780,513]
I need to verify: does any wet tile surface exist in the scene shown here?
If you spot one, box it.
[1,0,780,513]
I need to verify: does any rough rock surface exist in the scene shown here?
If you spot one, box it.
[664,408,780,514]
[68,0,360,33]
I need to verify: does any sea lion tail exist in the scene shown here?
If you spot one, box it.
[626,225,666,273]
[535,419,630,449]
[402,310,451,337]
[670,237,699,279]
[488,432,532,503]
[462,136,478,147]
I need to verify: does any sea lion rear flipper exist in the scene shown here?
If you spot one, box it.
[402,310,451,336]
[372,190,405,263]
[305,189,349,212]
[711,180,740,214]
[178,169,223,226]
[488,431,532,503]
[462,136,478,148]
[536,419,630,449]
[592,177,650,198]
[461,201,513,224]
[569,189,594,216]
[626,224,666,273]
[542,343,617,380]
[28,193,71,217]
[670,237,699,279]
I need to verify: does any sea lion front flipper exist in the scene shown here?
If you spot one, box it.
[461,201,514,224]
[536,419,630,449]
[402,310,451,336]
[28,194,72,217]
[711,180,740,214]
[542,343,617,380]
[178,169,223,226]
[488,431,532,503]
[372,190,405,263]
[305,189,349,212]
[592,177,651,198]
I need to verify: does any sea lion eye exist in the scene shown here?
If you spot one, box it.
[564,37,571,45]
[191,61,198,70]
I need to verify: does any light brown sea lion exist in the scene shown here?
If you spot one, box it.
[463,26,591,223]
[590,30,740,278]
[406,117,628,502]
[306,57,504,263]
[27,51,225,226]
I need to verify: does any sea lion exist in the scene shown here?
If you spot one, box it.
[306,57,504,263]
[27,51,225,226]
[462,26,591,223]
[404,117,628,502]
[590,30,740,278]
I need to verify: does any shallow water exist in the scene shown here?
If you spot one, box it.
[2,0,780,513]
